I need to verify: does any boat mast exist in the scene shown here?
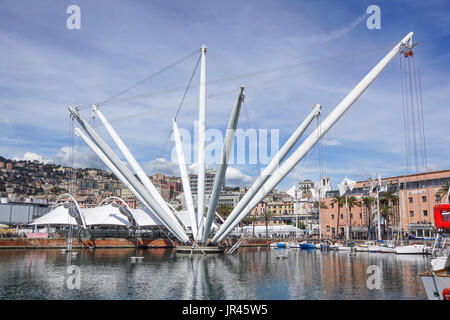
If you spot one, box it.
[213,32,414,243]
[197,44,207,241]
[376,175,382,241]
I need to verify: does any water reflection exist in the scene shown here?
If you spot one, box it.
[0,248,427,299]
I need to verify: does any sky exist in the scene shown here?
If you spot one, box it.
[0,0,449,191]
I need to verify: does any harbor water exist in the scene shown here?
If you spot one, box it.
[0,247,428,300]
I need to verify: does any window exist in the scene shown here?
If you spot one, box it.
[327,226,330,232]
[422,196,427,203]
[359,213,362,219]
[340,214,343,219]
[409,197,413,203]
[331,214,334,220]
[423,210,428,216]
[410,211,414,217]
[331,203,334,209]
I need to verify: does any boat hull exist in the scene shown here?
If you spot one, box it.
[380,246,396,253]
[300,243,315,249]
[420,268,450,300]
[368,245,382,252]
[395,245,426,254]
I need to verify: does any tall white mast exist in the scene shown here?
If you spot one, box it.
[173,119,198,239]
[197,44,207,240]
[93,105,184,232]
[69,107,189,242]
[212,103,322,242]
[202,86,245,242]
[213,32,414,243]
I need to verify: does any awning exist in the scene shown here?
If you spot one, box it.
[350,226,368,233]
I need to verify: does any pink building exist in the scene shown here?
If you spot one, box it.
[320,169,450,240]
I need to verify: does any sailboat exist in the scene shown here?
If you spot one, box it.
[380,240,396,253]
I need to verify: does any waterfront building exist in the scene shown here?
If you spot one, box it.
[189,169,218,195]
[320,169,450,240]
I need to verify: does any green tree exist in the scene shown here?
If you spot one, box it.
[347,196,361,240]
[313,200,328,209]
[380,191,399,239]
[361,196,375,240]
[216,205,233,220]
[261,209,274,237]
[331,195,345,239]
[436,182,450,203]
[244,215,259,237]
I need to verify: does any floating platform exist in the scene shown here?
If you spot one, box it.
[175,245,225,254]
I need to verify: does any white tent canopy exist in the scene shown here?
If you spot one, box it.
[132,208,162,227]
[30,203,168,228]
[82,203,131,227]
[30,205,78,226]
[30,204,222,234]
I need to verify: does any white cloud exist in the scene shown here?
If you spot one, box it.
[14,152,47,163]
[302,14,367,44]
[13,147,104,169]
[225,167,254,187]
[322,139,341,146]
[144,158,180,176]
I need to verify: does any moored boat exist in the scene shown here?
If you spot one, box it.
[368,244,382,252]
[420,203,450,300]
[380,245,396,253]
[300,242,315,249]
[395,244,427,254]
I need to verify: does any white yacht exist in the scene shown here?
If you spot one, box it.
[355,241,373,252]
[380,240,396,253]
[368,243,382,252]
[395,244,427,254]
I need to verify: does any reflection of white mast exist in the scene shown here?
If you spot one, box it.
[197,44,207,240]
[214,32,414,243]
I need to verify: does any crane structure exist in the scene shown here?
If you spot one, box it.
[69,32,414,248]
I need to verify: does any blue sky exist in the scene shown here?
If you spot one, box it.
[0,0,449,190]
